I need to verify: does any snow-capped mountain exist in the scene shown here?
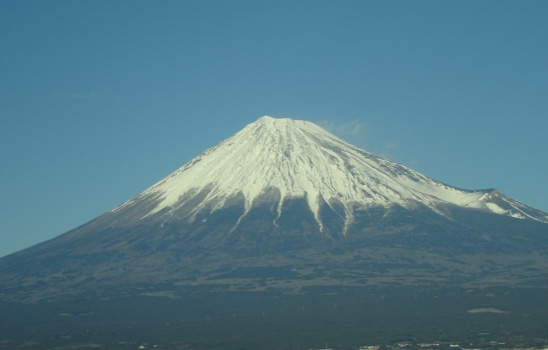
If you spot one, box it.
[110,115,548,233]
[2,115,548,304]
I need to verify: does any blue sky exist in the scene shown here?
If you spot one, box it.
[1,0,547,257]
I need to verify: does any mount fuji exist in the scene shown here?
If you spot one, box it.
[1,116,548,349]
[2,115,548,302]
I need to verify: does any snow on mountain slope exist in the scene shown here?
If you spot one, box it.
[112,116,548,232]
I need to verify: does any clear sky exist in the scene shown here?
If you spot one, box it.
[1,0,547,258]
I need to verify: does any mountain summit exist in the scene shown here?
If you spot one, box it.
[1,116,548,304]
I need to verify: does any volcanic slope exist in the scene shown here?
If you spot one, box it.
[1,116,548,304]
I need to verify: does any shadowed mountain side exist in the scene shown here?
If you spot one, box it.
[1,200,547,303]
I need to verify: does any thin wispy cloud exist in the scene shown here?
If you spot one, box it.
[315,119,369,153]
[316,120,366,139]
[318,122,419,168]
[406,159,420,169]
[380,141,420,170]
[379,142,397,159]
